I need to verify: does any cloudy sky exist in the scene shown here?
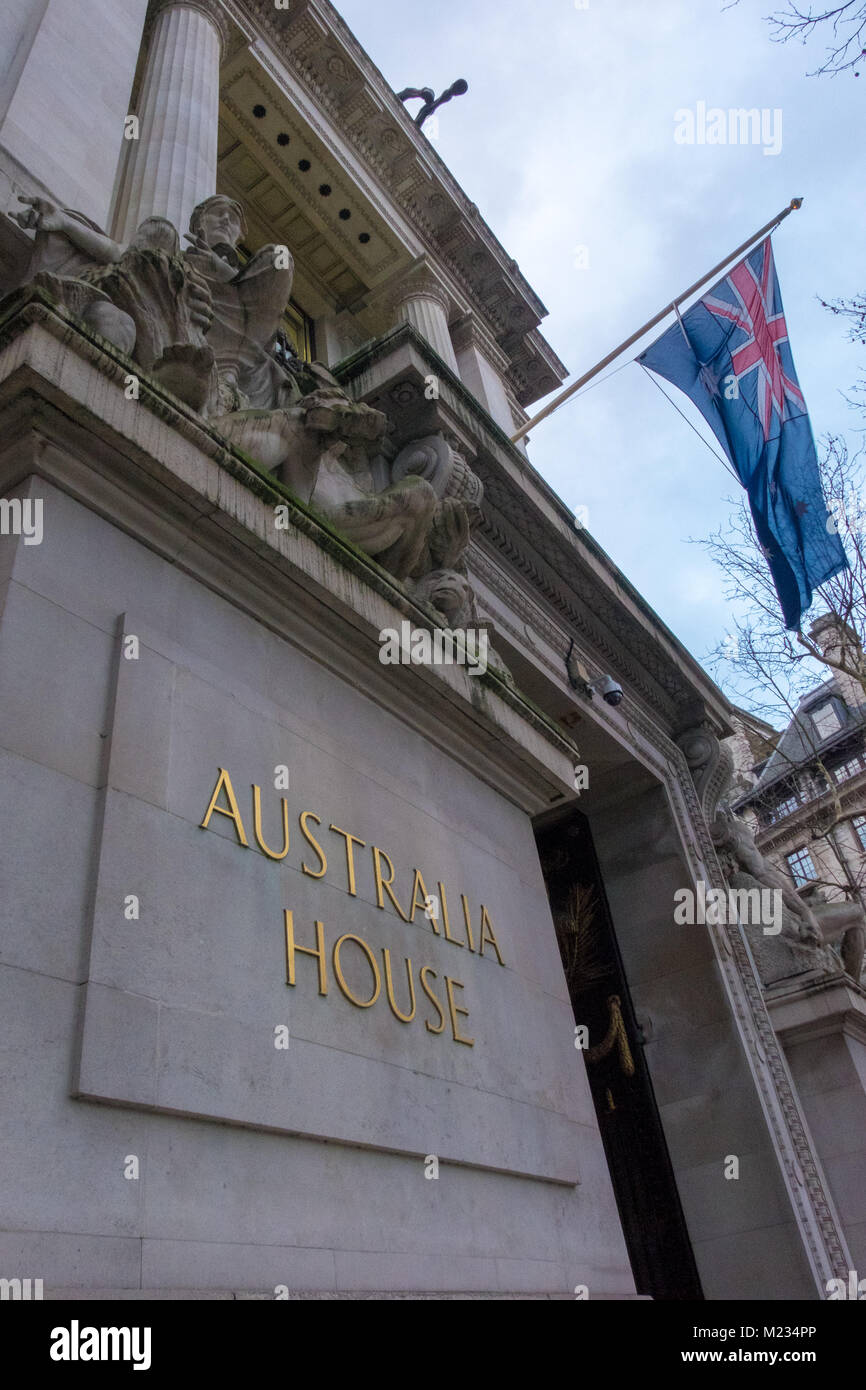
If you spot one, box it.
[337,0,865,686]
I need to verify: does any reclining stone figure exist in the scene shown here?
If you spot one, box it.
[13,196,215,408]
[711,807,866,983]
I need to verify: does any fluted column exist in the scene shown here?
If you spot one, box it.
[113,0,228,243]
[389,270,459,374]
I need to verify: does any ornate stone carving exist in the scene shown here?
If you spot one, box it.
[183,194,297,413]
[10,189,495,641]
[13,196,216,409]
[676,722,735,827]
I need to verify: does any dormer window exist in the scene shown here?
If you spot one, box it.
[810,699,843,740]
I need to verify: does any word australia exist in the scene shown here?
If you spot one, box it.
[199,767,507,1044]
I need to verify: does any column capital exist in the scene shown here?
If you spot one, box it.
[151,0,231,55]
[382,258,453,320]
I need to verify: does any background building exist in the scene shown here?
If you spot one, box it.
[729,618,866,942]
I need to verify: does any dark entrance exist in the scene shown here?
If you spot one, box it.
[537,810,703,1300]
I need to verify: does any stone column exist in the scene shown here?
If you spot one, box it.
[113,0,229,244]
[389,268,459,374]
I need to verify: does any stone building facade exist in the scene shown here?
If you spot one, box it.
[0,0,863,1300]
[729,621,866,924]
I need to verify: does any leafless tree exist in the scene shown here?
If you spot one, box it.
[726,1,866,76]
[700,434,866,880]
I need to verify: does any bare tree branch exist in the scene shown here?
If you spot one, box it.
[726,1,866,76]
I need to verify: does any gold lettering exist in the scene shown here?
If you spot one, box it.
[460,894,475,952]
[284,911,327,995]
[252,784,289,860]
[200,767,249,846]
[333,933,381,1008]
[299,811,327,878]
[409,867,439,933]
[440,882,464,947]
[419,965,446,1034]
[445,976,474,1046]
[330,824,366,896]
[478,905,505,965]
[371,846,410,921]
[382,947,416,1022]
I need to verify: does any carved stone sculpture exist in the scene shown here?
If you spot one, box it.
[803,889,866,981]
[711,808,842,984]
[310,439,438,581]
[215,365,388,507]
[182,194,298,414]
[11,191,497,641]
[411,569,513,683]
[14,196,215,408]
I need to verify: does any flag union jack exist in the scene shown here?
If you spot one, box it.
[703,239,806,441]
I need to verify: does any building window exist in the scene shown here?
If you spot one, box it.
[810,700,842,740]
[853,815,866,851]
[786,847,816,887]
[765,792,801,823]
[833,756,863,783]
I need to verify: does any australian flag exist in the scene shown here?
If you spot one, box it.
[639,237,848,630]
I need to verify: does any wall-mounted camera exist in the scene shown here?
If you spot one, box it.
[565,640,624,707]
[593,674,624,707]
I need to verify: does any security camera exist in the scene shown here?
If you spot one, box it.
[593,674,624,707]
[565,643,624,707]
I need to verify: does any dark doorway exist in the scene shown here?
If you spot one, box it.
[537,809,703,1300]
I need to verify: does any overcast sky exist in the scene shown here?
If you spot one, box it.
[337,0,865,685]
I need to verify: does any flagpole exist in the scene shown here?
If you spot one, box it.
[510,197,803,444]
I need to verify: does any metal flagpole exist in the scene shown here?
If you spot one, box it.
[510,197,803,445]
